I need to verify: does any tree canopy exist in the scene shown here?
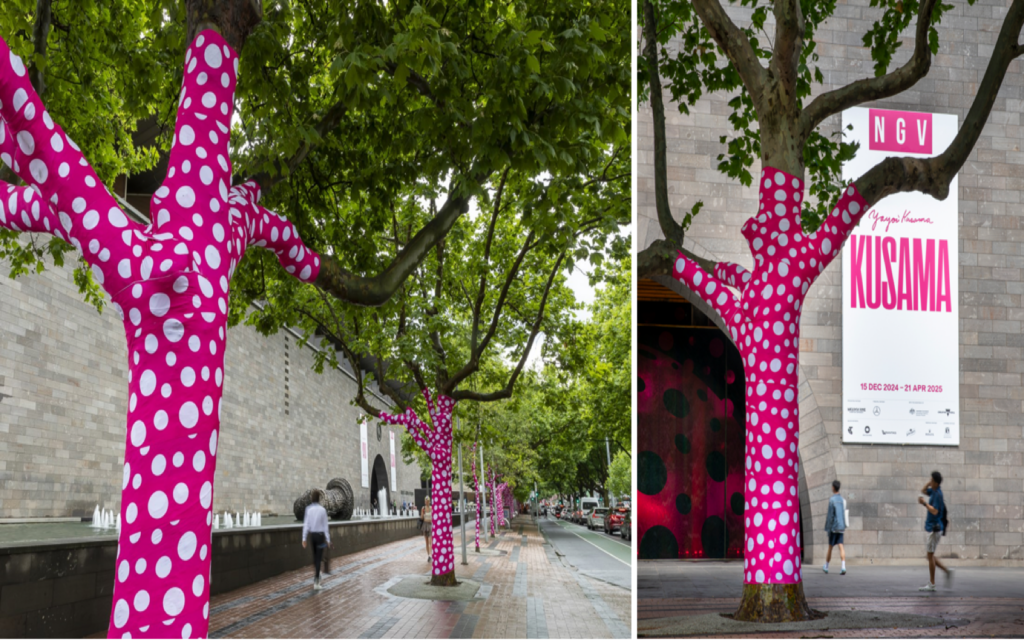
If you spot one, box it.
[1,0,630,311]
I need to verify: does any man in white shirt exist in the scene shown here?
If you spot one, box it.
[302,489,332,590]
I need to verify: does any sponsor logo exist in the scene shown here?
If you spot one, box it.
[906,428,916,436]
[847,426,854,435]
[910,409,929,417]
[939,408,955,416]
[873,406,882,416]
[925,429,935,437]
[882,430,896,435]
[944,427,951,438]
[848,407,867,414]
[864,426,871,434]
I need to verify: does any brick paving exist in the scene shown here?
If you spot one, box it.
[200,516,630,638]
[639,597,1024,638]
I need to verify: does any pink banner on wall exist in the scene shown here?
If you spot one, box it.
[867,108,932,155]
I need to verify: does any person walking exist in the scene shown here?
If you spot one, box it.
[919,471,952,591]
[420,496,432,563]
[302,489,332,591]
[823,479,847,575]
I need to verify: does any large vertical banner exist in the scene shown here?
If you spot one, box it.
[842,107,959,445]
[389,430,397,491]
[360,417,370,488]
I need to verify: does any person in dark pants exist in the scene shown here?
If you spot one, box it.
[823,479,847,574]
[302,489,332,591]
[919,470,952,591]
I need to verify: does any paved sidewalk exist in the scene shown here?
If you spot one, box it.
[639,561,1024,638]
[201,516,629,638]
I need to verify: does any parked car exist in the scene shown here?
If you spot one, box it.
[604,506,629,534]
[620,510,631,541]
[587,507,608,530]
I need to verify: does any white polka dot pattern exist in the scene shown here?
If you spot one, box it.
[379,391,457,579]
[673,167,868,586]
[470,443,482,550]
[0,30,321,639]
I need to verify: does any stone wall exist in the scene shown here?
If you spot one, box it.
[638,0,1024,564]
[0,260,424,518]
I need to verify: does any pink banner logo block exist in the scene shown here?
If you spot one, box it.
[868,109,932,154]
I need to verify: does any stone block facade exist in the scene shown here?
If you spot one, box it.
[638,0,1024,564]
[0,259,425,519]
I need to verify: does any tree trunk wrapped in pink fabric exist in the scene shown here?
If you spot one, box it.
[379,390,458,585]
[491,479,499,528]
[489,470,497,536]
[471,443,480,552]
[0,31,319,639]
[673,167,867,589]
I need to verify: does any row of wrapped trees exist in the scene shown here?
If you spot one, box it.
[0,0,628,635]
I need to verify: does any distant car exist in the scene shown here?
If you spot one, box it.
[604,506,628,534]
[620,510,631,541]
[587,507,608,530]
[572,508,585,524]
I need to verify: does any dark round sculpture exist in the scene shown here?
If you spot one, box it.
[293,477,355,521]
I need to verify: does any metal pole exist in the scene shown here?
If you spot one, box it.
[458,440,467,565]
[480,443,489,541]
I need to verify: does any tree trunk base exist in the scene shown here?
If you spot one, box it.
[430,571,459,587]
[731,583,824,623]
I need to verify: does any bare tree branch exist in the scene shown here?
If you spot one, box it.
[384,61,443,106]
[853,0,1024,207]
[690,0,767,104]
[470,168,510,354]
[248,99,349,192]
[451,250,566,403]
[642,0,683,246]
[29,0,52,95]
[801,0,940,137]
[186,0,262,51]
[769,0,804,106]
[443,229,537,391]
[312,187,475,306]
[637,238,716,280]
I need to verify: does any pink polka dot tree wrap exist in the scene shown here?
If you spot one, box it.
[0,30,320,638]
[471,443,480,551]
[379,390,457,579]
[673,167,868,586]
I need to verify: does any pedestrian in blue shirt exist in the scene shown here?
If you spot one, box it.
[918,471,952,591]
[823,480,847,575]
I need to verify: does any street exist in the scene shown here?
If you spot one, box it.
[537,515,632,590]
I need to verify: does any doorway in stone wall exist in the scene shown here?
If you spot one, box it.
[370,454,390,515]
[637,280,746,560]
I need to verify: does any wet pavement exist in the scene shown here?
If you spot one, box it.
[639,561,1024,637]
[131,515,633,638]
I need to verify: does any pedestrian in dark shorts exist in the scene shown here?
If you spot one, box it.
[823,479,847,574]
[919,471,952,591]
[302,489,332,591]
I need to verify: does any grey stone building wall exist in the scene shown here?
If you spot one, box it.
[638,0,1024,564]
[0,259,424,518]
